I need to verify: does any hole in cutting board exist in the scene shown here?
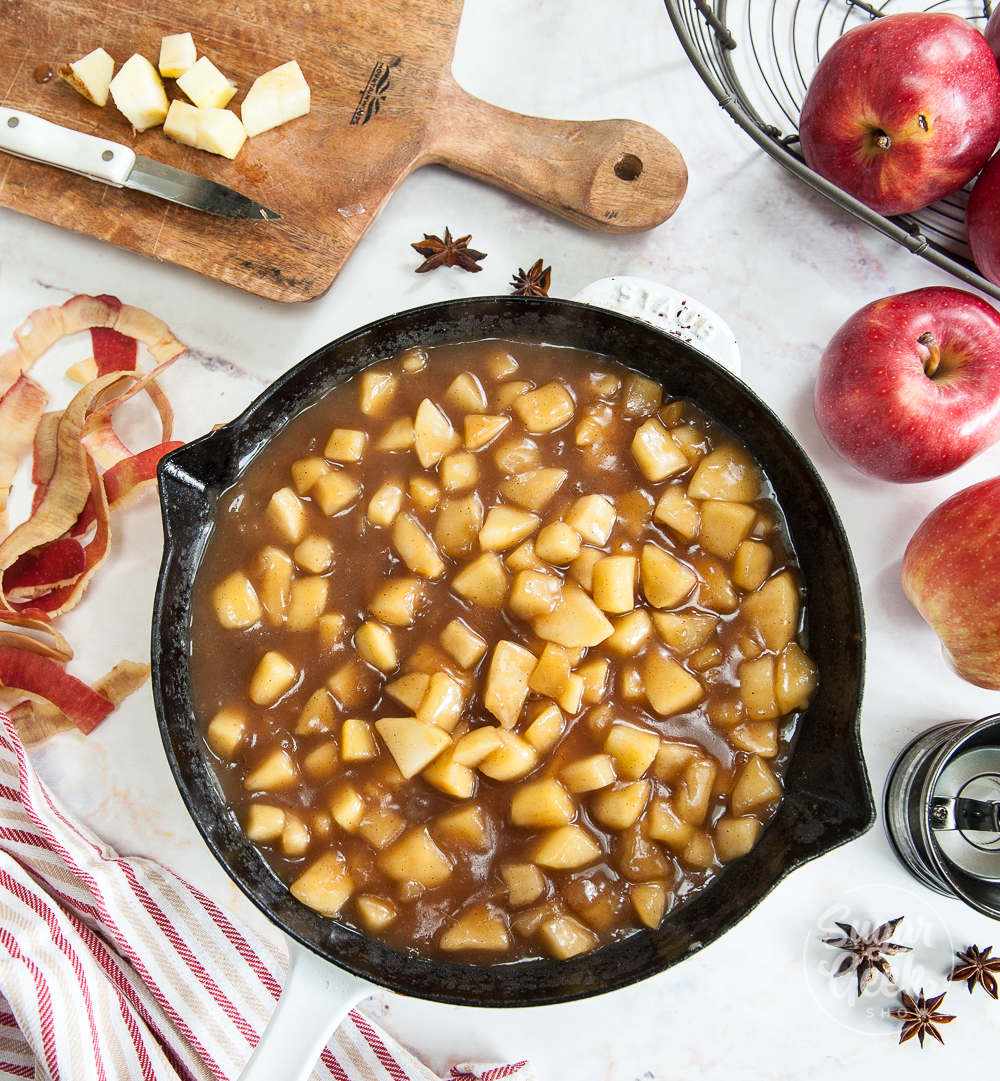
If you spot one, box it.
[614,153,642,182]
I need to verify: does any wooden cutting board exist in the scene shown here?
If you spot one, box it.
[0,0,687,302]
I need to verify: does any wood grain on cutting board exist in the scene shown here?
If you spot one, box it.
[0,0,687,301]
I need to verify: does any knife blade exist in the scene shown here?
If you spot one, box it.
[0,107,279,220]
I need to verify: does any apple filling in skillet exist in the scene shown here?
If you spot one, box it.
[191,340,818,962]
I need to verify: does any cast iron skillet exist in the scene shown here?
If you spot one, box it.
[152,296,873,1007]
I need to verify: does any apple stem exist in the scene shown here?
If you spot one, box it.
[918,331,941,377]
[875,130,892,151]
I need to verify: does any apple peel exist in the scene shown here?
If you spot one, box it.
[0,293,187,742]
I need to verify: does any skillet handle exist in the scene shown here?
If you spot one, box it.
[238,941,369,1081]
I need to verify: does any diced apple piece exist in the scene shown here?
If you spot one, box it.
[177,55,235,108]
[538,914,598,959]
[375,417,414,452]
[604,724,661,780]
[479,506,540,551]
[731,755,782,815]
[652,610,717,654]
[290,852,353,916]
[699,500,757,560]
[524,703,564,752]
[329,785,365,832]
[479,731,538,781]
[486,351,519,379]
[206,705,246,757]
[326,658,379,709]
[497,468,567,513]
[617,823,672,881]
[392,514,445,579]
[359,370,397,415]
[577,658,610,704]
[606,610,652,655]
[412,399,458,468]
[714,815,762,862]
[688,445,762,501]
[591,781,650,829]
[313,471,360,516]
[286,576,328,631]
[340,717,377,762]
[368,577,421,627]
[693,554,739,613]
[568,547,602,591]
[565,495,616,545]
[109,54,168,131]
[532,522,580,565]
[504,569,559,622]
[483,641,535,728]
[166,103,246,158]
[645,797,693,849]
[249,651,298,705]
[453,726,503,766]
[242,60,310,136]
[317,613,347,651]
[681,829,717,870]
[400,347,427,372]
[493,436,541,475]
[739,655,779,721]
[631,418,687,482]
[281,812,310,857]
[513,382,575,433]
[744,571,800,652]
[378,827,453,887]
[162,102,202,150]
[435,804,489,850]
[434,493,484,558]
[464,413,510,450]
[367,480,404,527]
[640,544,697,609]
[534,824,601,869]
[436,618,485,669]
[408,475,440,513]
[776,643,818,713]
[622,372,663,417]
[212,571,262,629]
[643,652,703,716]
[653,485,700,541]
[561,754,616,794]
[510,779,575,828]
[439,452,478,493]
[266,487,307,543]
[707,691,746,730]
[445,371,487,413]
[733,540,774,592]
[295,688,335,735]
[375,717,450,778]
[324,428,366,463]
[675,758,718,825]
[651,740,698,782]
[60,47,114,106]
[293,535,334,574]
[440,905,510,952]
[452,552,508,607]
[422,746,477,799]
[501,862,546,907]
[415,672,466,732]
[291,456,329,495]
[506,540,543,573]
[592,554,637,614]
[385,672,429,712]
[246,803,286,842]
[527,643,571,699]
[244,748,298,791]
[495,380,532,410]
[359,810,406,850]
[356,894,397,932]
[532,582,614,648]
[631,882,666,929]
[729,721,778,758]
[575,403,613,446]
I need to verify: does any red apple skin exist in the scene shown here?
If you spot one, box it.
[986,6,1000,61]
[799,13,1000,216]
[902,477,1000,689]
[814,287,1000,481]
[966,152,1000,286]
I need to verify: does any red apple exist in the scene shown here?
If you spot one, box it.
[814,287,1000,481]
[902,477,1000,688]
[966,152,1000,285]
[986,6,1000,60]
[799,13,1000,216]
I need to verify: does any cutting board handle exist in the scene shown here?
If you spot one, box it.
[424,80,687,233]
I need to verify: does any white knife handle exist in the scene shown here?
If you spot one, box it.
[0,107,134,186]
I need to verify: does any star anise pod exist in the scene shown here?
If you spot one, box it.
[892,989,955,1047]
[949,944,1000,999]
[411,228,485,273]
[510,259,551,297]
[823,917,912,996]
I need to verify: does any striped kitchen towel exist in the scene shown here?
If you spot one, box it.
[0,711,533,1081]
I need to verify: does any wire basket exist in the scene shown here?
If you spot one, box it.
[665,0,1000,300]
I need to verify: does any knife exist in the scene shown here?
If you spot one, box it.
[0,107,279,220]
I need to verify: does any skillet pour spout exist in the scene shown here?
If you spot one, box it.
[152,297,873,1007]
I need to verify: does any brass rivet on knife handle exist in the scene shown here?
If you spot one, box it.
[423,80,688,233]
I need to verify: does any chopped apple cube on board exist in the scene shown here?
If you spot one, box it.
[59,47,115,107]
[176,55,237,109]
[109,54,168,131]
[242,60,311,137]
[158,32,197,78]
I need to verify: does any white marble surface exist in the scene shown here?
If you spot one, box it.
[2,0,999,1075]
